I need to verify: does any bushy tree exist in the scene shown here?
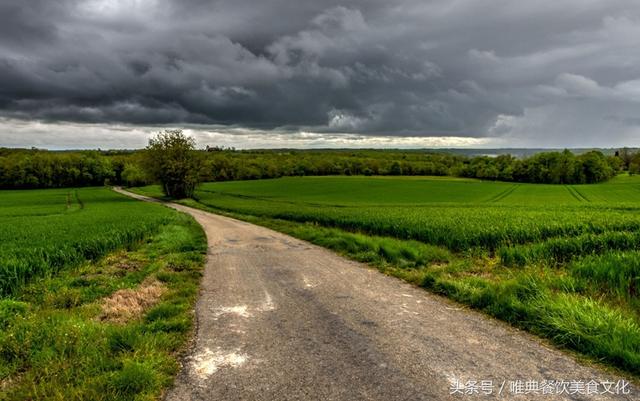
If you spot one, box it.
[143,130,203,198]
[629,152,640,175]
[578,151,615,183]
[121,163,150,187]
[617,147,634,170]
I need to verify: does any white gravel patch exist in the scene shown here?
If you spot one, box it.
[192,347,248,381]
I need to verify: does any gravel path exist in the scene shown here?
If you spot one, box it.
[115,188,636,401]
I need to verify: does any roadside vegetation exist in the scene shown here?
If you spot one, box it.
[0,188,206,400]
[133,174,640,377]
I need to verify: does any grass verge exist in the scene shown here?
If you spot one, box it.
[0,211,206,401]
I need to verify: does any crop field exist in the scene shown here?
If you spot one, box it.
[0,188,175,295]
[0,187,206,400]
[183,176,640,252]
[135,174,640,375]
[192,174,640,205]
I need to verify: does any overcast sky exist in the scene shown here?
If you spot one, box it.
[1,0,640,149]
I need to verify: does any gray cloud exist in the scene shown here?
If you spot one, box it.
[1,0,640,147]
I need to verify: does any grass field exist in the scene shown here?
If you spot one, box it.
[0,188,206,400]
[187,176,640,252]
[134,174,640,377]
[0,188,177,295]
[198,174,640,205]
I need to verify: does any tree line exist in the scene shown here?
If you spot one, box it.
[0,133,635,192]
[201,147,622,185]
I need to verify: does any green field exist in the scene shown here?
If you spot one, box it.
[0,188,206,400]
[184,176,640,252]
[135,174,640,376]
[0,188,176,295]
[196,176,516,205]
[194,174,640,205]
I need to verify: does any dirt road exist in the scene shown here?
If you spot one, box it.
[116,188,636,401]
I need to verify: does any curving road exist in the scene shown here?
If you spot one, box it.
[115,188,636,401]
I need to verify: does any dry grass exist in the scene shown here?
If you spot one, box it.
[1,376,17,392]
[102,252,143,273]
[99,278,166,323]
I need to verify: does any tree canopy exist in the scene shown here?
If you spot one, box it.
[142,130,203,198]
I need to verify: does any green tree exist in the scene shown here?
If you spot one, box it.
[617,147,634,170]
[121,163,149,187]
[629,153,640,175]
[143,130,203,198]
[389,161,402,175]
[578,151,614,183]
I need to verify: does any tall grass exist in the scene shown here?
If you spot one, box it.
[570,251,640,302]
[499,231,640,267]
[422,273,640,374]
[0,188,172,295]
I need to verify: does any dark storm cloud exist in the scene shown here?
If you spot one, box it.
[1,0,640,145]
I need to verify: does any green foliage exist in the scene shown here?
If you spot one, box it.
[1,147,632,190]
[121,163,150,187]
[500,231,640,267]
[458,150,617,184]
[143,130,203,198]
[0,212,206,400]
[109,360,159,399]
[261,221,451,269]
[0,150,115,189]
[570,252,640,302]
[0,300,29,330]
[0,188,173,295]
[201,148,619,184]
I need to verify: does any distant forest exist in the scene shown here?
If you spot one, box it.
[1,147,638,189]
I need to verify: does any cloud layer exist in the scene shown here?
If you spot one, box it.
[1,0,640,147]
